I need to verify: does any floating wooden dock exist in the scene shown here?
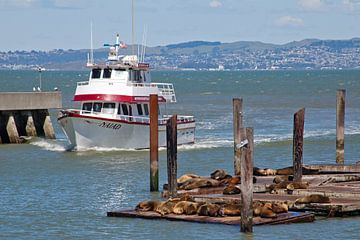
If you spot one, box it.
[107,210,314,226]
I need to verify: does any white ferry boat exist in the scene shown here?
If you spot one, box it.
[58,35,195,150]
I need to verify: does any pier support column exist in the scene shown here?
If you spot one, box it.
[6,114,20,143]
[25,111,37,137]
[43,110,55,139]
[32,109,55,139]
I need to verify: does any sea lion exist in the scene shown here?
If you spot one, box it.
[286,182,309,191]
[295,194,331,204]
[173,201,199,215]
[177,174,200,184]
[253,167,277,176]
[253,201,264,216]
[219,204,242,216]
[259,203,277,218]
[271,202,288,213]
[221,176,240,185]
[223,184,241,195]
[197,203,221,217]
[154,200,179,215]
[276,167,293,175]
[273,175,294,184]
[210,169,228,180]
[135,200,162,211]
[180,178,221,190]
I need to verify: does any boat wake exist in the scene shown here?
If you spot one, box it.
[30,139,67,152]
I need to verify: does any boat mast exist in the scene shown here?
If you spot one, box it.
[90,22,94,64]
[131,0,135,56]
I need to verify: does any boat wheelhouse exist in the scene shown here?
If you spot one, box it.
[58,35,195,150]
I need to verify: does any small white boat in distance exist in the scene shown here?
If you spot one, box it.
[58,34,195,150]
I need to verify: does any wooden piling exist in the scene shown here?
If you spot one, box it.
[167,115,178,198]
[149,94,159,192]
[336,89,345,164]
[233,98,243,176]
[293,108,305,182]
[240,127,254,233]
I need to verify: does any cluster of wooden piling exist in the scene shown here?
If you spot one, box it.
[108,89,360,233]
[0,92,62,143]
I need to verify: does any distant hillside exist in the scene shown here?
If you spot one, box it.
[1,38,360,70]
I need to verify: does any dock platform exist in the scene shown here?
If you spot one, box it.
[107,210,314,226]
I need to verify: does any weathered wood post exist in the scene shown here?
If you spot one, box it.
[293,108,305,182]
[149,94,159,192]
[240,127,253,233]
[167,115,178,198]
[233,98,243,176]
[336,89,345,164]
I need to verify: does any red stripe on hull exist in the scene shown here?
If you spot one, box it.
[73,94,166,103]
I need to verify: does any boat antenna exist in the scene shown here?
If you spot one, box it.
[90,21,94,64]
[142,25,147,62]
[131,0,135,56]
[140,25,147,63]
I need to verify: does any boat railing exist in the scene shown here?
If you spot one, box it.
[163,115,195,123]
[130,82,177,103]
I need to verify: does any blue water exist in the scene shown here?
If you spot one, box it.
[1,70,360,239]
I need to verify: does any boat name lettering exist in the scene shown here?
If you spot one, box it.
[98,122,122,130]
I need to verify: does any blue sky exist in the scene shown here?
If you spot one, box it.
[1,0,360,51]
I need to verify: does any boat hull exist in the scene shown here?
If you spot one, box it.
[58,112,195,150]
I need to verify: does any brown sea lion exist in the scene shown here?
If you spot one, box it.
[219,204,242,216]
[259,203,277,218]
[286,182,309,191]
[197,203,221,217]
[223,184,241,195]
[135,200,162,211]
[253,167,277,176]
[154,200,179,215]
[276,167,293,175]
[180,178,220,190]
[273,175,294,184]
[253,201,264,216]
[177,174,200,184]
[173,201,199,215]
[210,169,228,180]
[295,194,331,204]
[271,202,288,213]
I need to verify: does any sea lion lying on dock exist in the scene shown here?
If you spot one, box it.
[271,201,289,213]
[210,169,230,180]
[219,204,242,216]
[197,203,221,217]
[173,201,200,215]
[294,194,331,204]
[273,175,294,184]
[253,202,277,218]
[253,167,277,176]
[223,184,241,195]
[135,200,162,211]
[179,178,221,190]
[268,181,309,193]
[177,174,200,184]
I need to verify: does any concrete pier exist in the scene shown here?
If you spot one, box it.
[0,92,62,144]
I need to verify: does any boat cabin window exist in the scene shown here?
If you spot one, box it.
[137,104,143,115]
[103,68,112,78]
[91,69,101,79]
[121,104,129,115]
[93,102,102,112]
[129,70,142,83]
[82,102,92,112]
[103,102,115,114]
[143,104,149,115]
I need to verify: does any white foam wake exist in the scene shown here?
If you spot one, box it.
[30,139,67,152]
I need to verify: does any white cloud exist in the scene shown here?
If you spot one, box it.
[1,0,38,8]
[209,0,222,8]
[275,16,304,27]
[298,0,323,10]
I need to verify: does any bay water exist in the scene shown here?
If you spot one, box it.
[0,70,359,239]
